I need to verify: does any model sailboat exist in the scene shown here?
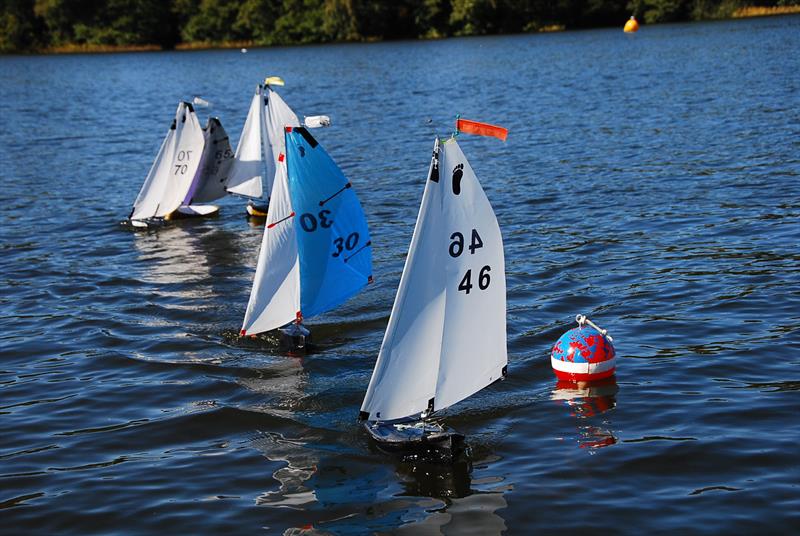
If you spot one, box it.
[359,119,509,458]
[226,78,330,218]
[239,120,372,347]
[128,102,231,227]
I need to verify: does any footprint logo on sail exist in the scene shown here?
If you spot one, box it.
[452,163,464,195]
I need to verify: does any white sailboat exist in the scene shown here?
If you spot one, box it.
[359,119,509,458]
[128,101,223,228]
[227,77,328,218]
[239,119,373,349]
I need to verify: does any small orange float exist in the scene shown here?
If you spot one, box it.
[624,16,639,33]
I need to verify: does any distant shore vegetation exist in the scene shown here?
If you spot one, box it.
[2,0,799,54]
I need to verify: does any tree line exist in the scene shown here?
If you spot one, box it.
[0,0,789,53]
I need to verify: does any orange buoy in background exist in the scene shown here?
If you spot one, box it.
[624,16,639,33]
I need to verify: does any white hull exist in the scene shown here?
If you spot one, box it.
[174,204,219,218]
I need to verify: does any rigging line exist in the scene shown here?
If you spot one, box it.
[319,182,352,206]
[267,211,295,229]
[344,240,371,263]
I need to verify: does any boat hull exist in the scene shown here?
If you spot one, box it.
[363,420,466,462]
[170,204,220,219]
[246,202,268,218]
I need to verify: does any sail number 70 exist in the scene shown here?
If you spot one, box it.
[450,229,491,294]
[174,150,192,175]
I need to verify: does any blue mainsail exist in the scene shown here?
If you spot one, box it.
[285,127,373,319]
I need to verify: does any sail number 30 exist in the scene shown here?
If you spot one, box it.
[299,210,360,258]
[450,229,491,294]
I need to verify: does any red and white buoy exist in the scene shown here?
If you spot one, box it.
[551,315,616,382]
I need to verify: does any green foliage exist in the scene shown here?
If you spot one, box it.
[0,0,41,52]
[182,0,245,42]
[0,0,792,53]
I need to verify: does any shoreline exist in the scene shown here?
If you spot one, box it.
[29,8,800,56]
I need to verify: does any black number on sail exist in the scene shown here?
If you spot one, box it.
[177,150,191,161]
[449,229,483,257]
[458,265,491,294]
[449,232,464,258]
[469,229,483,254]
[332,232,360,258]
[458,269,473,294]
[299,210,335,233]
[479,265,491,290]
[346,232,359,249]
[300,213,317,232]
[174,164,188,175]
[319,209,333,228]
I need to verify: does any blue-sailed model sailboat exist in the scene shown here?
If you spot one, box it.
[239,123,373,347]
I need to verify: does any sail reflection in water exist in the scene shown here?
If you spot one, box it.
[552,377,619,451]
[252,430,319,509]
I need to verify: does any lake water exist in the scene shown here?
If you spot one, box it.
[2,14,799,534]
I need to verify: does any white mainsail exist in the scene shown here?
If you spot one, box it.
[360,137,507,422]
[187,117,234,204]
[226,85,300,201]
[131,102,205,220]
[226,87,265,199]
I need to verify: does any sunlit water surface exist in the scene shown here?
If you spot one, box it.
[1,15,799,534]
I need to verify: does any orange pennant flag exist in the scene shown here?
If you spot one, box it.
[456,118,508,141]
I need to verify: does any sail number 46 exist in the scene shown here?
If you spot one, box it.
[449,229,483,257]
[450,229,491,294]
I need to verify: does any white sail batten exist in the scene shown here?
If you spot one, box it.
[360,137,507,422]
[361,139,446,421]
[227,88,265,199]
[240,132,300,335]
[131,102,205,220]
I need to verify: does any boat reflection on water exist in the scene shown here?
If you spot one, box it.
[552,376,619,451]
[132,223,252,303]
[392,453,508,535]
[393,453,473,499]
[244,356,322,511]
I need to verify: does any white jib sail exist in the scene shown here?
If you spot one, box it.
[240,129,300,336]
[226,87,265,199]
[360,138,507,422]
[131,102,205,220]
